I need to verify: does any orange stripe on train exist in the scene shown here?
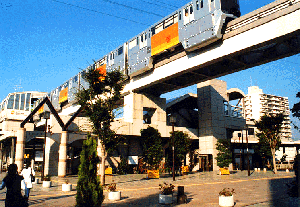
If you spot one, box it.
[151,23,179,56]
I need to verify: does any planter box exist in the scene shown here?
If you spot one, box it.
[42,181,51,188]
[219,168,230,175]
[219,195,234,207]
[147,170,159,178]
[108,191,121,201]
[62,183,72,191]
[158,194,173,204]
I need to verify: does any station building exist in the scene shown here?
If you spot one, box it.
[0,80,298,176]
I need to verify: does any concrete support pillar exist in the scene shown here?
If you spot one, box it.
[0,143,3,173]
[10,137,15,164]
[15,128,26,173]
[58,131,68,177]
[97,139,106,185]
[197,80,227,171]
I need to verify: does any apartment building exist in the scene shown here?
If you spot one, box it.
[244,86,292,140]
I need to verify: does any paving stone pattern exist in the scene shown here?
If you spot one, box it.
[0,171,296,206]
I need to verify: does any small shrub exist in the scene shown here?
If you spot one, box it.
[159,182,175,195]
[107,182,117,192]
[219,188,235,196]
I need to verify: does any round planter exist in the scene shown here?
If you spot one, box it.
[42,181,52,188]
[219,195,234,207]
[62,183,72,191]
[158,194,173,204]
[108,191,121,201]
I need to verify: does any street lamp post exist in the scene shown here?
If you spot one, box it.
[238,133,241,170]
[170,115,176,181]
[41,111,50,181]
[246,127,250,176]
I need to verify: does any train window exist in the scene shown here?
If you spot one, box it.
[20,94,25,110]
[118,46,123,55]
[7,95,14,109]
[25,93,31,111]
[155,22,163,33]
[165,16,174,28]
[140,33,147,48]
[129,38,137,49]
[201,0,203,8]
[136,37,139,45]
[179,11,181,20]
[151,27,155,36]
[15,94,20,110]
[190,5,193,14]
[211,0,214,2]
[184,5,194,24]
[196,1,199,10]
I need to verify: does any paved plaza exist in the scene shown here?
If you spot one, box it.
[0,170,296,206]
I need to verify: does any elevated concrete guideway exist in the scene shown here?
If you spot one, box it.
[123,0,300,96]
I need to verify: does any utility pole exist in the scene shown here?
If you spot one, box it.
[246,127,250,176]
[170,116,176,181]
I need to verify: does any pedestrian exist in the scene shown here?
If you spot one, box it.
[0,164,28,207]
[21,164,35,198]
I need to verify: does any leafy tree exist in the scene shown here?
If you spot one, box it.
[140,126,163,170]
[76,67,124,184]
[76,134,103,207]
[255,113,284,174]
[216,139,232,168]
[253,135,272,168]
[165,131,191,173]
[291,92,300,131]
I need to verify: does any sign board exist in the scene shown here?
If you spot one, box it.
[128,156,138,165]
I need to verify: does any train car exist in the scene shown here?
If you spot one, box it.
[0,92,47,122]
[39,0,241,111]
[127,0,240,77]
[106,43,128,76]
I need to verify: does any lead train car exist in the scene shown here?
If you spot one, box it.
[128,0,240,77]
[47,0,240,109]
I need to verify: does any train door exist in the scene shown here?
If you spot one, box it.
[139,33,147,49]
[108,51,115,66]
[183,4,194,25]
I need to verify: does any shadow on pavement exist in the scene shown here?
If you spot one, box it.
[269,176,294,207]
[28,194,76,206]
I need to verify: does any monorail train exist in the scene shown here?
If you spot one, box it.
[47,0,240,110]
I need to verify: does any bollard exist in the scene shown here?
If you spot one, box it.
[177,186,187,204]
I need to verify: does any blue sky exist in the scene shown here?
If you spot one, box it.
[1,0,300,138]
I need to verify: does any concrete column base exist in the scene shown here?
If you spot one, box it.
[15,128,26,172]
[58,131,68,177]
